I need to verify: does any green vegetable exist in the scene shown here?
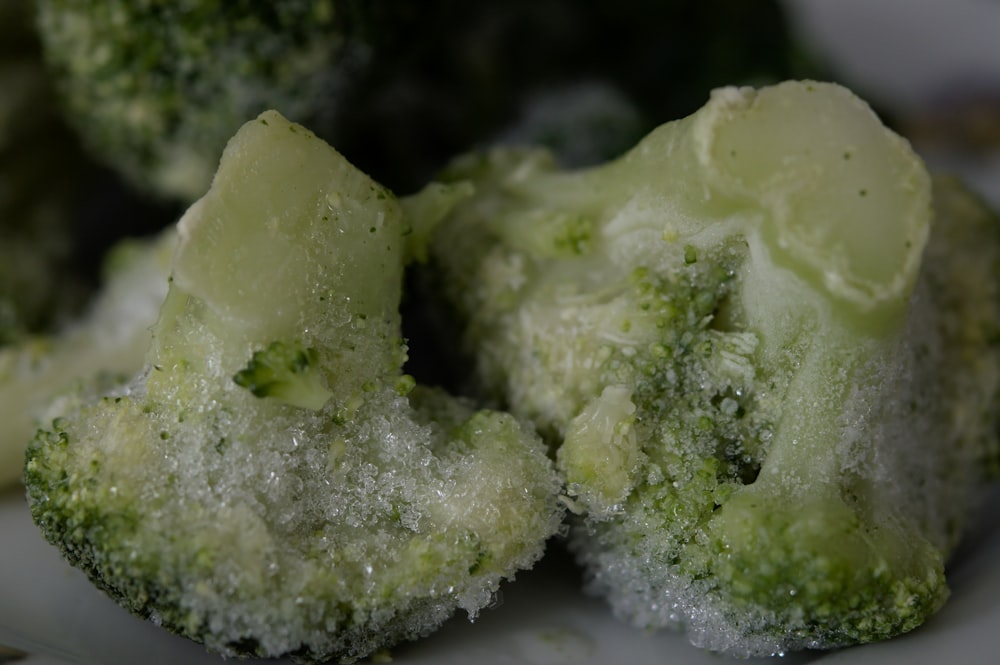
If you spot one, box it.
[426,81,1000,655]
[233,341,334,410]
[0,228,176,489]
[25,111,563,663]
[35,0,374,202]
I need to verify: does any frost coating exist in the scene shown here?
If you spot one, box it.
[25,111,563,663]
[427,81,1000,655]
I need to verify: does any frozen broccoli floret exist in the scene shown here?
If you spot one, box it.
[25,110,563,663]
[426,81,1000,655]
[0,228,175,489]
[34,0,378,202]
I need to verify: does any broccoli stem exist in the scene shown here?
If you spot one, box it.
[150,112,406,409]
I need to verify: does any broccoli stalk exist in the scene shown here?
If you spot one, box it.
[426,81,1000,654]
[25,110,563,663]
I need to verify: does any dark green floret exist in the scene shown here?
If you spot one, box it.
[233,341,332,410]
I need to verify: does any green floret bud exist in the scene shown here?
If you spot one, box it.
[696,488,946,648]
[426,80,1000,656]
[234,341,333,410]
[25,110,563,663]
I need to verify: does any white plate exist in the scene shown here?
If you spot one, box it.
[2,483,999,665]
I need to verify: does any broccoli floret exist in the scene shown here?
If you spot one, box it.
[24,110,563,663]
[426,81,1000,655]
[233,341,334,410]
[34,0,377,202]
[0,228,175,489]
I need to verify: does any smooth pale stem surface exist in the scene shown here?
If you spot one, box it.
[699,81,931,324]
[753,333,865,488]
[171,110,404,343]
[154,110,407,403]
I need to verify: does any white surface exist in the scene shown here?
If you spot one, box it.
[1,485,999,664]
[782,0,1000,113]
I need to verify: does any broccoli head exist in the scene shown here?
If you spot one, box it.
[426,81,1000,655]
[35,0,375,202]
[24,110,563,663]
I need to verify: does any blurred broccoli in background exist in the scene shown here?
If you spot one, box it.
[424,81,1000,655]
[1,0,177,345]
[0,0,187,490]
[34,0,384,203]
